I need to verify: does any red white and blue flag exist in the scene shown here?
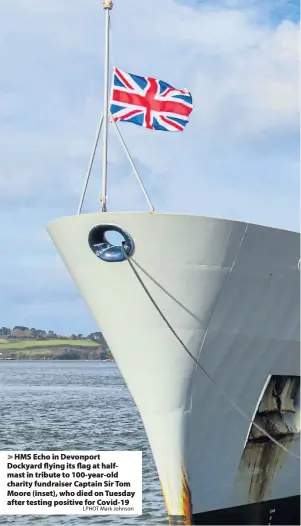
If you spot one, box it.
[110,67,193,132]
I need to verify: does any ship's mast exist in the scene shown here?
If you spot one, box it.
[77,0,155,215]
[100,0,113,212]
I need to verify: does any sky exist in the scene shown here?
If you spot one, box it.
[0,0,299,335]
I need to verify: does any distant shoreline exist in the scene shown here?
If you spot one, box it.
[0,336,112,361]
[1,357,114,361]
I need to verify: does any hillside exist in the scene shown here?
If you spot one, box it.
[0,326,113,361]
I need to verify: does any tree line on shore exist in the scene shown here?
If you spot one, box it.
[0,326,105,343]
[0,326,113,361]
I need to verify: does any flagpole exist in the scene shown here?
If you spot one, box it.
[101,0,112,212]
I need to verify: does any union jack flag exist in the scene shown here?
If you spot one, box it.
[110,67,193,132]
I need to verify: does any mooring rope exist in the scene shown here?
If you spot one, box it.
[122,245,300,460]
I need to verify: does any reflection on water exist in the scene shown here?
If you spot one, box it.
[0,360,166,525]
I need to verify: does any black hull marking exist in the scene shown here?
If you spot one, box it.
[189,495,300,525]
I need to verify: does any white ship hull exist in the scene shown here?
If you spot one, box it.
[47,212,300,525]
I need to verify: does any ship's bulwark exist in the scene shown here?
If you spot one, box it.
[47,212,300,525]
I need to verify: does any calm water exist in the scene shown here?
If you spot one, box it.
[0,361,166,525]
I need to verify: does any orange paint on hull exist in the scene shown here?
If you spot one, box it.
[181,470,192,525]
[161,467,192,525]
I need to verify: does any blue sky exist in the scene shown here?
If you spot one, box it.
[0,0,299,335]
